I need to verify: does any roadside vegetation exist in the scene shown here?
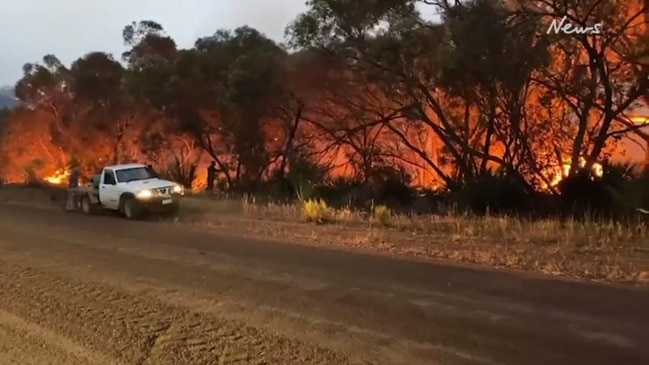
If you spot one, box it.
[0,0,647,283]
[175,183,649,284]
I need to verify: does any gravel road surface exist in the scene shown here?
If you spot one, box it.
[0,203,647,365]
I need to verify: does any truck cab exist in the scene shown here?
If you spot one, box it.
[95,163,183,219]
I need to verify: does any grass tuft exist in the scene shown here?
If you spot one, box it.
[301,199,332,224]
[372,204,392,226]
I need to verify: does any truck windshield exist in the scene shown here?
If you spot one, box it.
[115,167,157,183]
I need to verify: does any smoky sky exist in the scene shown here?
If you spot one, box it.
[0,0,308,86]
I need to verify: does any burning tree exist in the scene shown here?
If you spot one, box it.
[0,1,647,213]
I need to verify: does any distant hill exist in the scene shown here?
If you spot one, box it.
[0,86,18,109]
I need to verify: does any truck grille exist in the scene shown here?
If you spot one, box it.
[156,187,172,195]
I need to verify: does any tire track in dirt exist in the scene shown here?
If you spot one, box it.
[2,204,647,365]
[0,307,114,365]
[0,224,488,365]
[2,221,636,365]
[0,260,352,365]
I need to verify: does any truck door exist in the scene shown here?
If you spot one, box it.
[100,169,120,209]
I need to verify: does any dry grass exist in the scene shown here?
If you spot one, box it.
[181,195,649,244]
[180,195,649,284]
[2,186,647,284]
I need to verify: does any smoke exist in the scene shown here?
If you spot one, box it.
[192,0,308,42]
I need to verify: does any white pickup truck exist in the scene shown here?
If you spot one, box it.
[73,163,184,219]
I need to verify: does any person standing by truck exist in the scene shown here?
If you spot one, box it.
[206,161,216,192]
[65,166,80,211]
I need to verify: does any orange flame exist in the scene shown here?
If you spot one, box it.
[629,116,648,124]
[543,157,603,189]
[44,169,70,185]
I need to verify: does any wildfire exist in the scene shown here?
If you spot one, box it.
[44,168,70,185]
[192,167,207,192]
[629,116,648,124]
[544,157,603,189]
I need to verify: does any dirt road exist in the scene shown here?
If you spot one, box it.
[0,204,647,365]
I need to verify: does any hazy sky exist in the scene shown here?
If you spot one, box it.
[0,0,308,86]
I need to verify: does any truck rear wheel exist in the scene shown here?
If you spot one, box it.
[122,197,142,220]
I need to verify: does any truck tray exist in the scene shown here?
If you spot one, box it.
[67,186,100,204]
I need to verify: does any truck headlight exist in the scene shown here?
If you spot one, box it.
[136,189,153,199]
[172,184,183,194]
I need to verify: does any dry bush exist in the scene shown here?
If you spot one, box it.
[371,204,392,226]
[301,199,332,223]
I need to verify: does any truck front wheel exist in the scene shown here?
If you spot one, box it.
[121,197,142,220]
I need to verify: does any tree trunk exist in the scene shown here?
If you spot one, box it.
[644,136,649,171]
